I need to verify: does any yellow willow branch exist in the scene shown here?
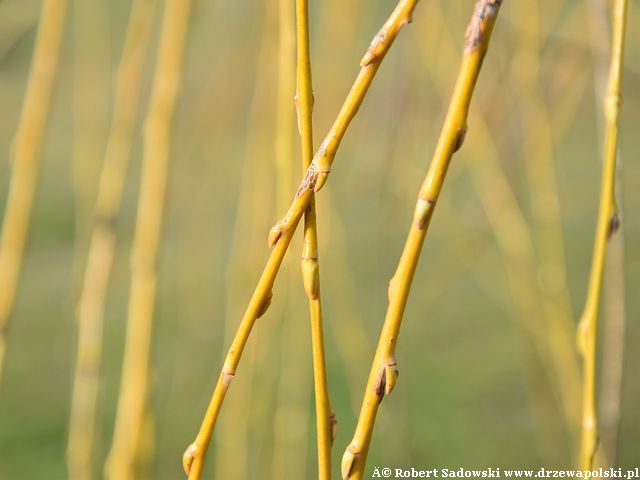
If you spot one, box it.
[295,0,335,478]
[424,2,583,459]
[341,2,503,478]
[70,0,110,250]
[271,0,310,476]
[182,1,419,477]
[0,0,67,382]
[67,1,157,478]
[576,0,628,470]
[105,0,192,478]
[589,0,627,464]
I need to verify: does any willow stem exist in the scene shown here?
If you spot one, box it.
[295,0,335,478]
[105,1,192,478]
[67,1,157,478]
[576,0,628,470]
[0,0,67,384]
[182,1,418,477]
[341,2,503,478]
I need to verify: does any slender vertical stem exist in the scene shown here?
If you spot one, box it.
[182,2,418,477]
[589,0,627,464]
[295,0,335,478]
[0,0,68,383]
[576,0,628,470]
[67,1,157,478]
[271,0,310,477]
[70,0,110,253]
[105,1,192,478]
[341,2,503,478]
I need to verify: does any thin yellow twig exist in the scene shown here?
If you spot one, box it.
[0,0,68,382]
[105,1,192,478]
[70,0,110,251]
[66,1,157,478]
[423,2,584,461]
[589,0,627,464]
[576,0,628,470]
[182,1,419,477]
[272,1,310,476]
[341,2,503,478]
[295,0,335,478]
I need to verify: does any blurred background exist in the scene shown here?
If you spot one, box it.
[0,0,638,478]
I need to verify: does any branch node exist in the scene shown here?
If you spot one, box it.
[329,411,338,444]
[341,444,360,480]
[268,223,283,248]
[312,142,334,192]
[361,29,387,66]
[301,257,319,299]
[256,290,273,318]
[413,197,434,229]
[222,371,236,390]
[384,360,399,396]
[182,441,200,475]
[296,163,320,197]
[374,358,399,399]
[464,0,502,52]
[607,212,620,239]
[453,124,468,152]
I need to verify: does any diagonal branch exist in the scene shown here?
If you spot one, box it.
[182,1,419,477]
[341,2,504,478]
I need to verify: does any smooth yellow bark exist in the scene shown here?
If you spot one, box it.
[341,2,503,478]
[183,1,419,477]
[576,0,628,470]
[295,0,335,478]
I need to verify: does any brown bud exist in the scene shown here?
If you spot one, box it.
[256,290,273,318]
[341,445,359,480]
[268,223,283,248]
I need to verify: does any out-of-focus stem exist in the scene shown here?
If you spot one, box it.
[576,0,628,470]
[182,2,418,477]
[295,0,335,478]
[213,9,276,480]
[105,1,192,478]
[511,1,581,439]
[0,0,68,383]
[70,0,110,252]
[67,1,157,479]
[274,0,295,214]
[341,2,503,478]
